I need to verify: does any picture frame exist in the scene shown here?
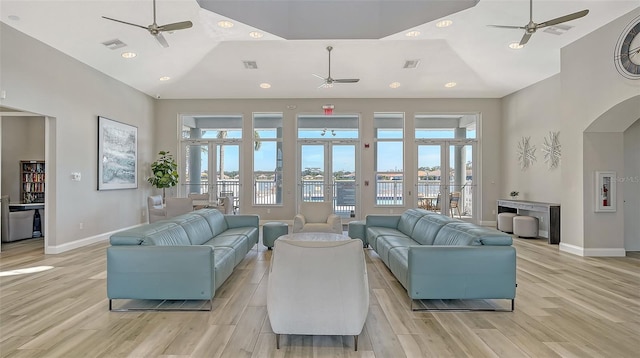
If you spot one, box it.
[98,116,138,190]
[595,171,616,212]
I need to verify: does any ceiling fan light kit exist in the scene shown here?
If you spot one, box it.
[489,0,588,46]
[102,0,192,48]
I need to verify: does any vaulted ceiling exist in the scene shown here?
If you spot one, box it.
[1,0,638,99]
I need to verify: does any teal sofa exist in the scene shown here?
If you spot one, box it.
[107,209,259,311]
[365,209,516,311]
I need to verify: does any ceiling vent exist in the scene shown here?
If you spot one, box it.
[243,61,258,69]
[102,39,127,50]
[543,24,572,35]
[403,59,420,69]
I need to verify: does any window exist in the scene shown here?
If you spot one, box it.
[415,114,476,139]
[253,113,283,205]
[374,113,404,206]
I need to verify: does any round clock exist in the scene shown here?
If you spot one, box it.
[615,15,640,79]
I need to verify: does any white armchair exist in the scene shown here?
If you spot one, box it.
[147,195,166,223]
[293,201,342,234]
[267,238,369,350]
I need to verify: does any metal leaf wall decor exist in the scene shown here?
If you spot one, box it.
[517,136,536,170]
[541,131,561,169]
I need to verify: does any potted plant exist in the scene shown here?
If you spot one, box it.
[147,151,179,203]
[510,191,519,199]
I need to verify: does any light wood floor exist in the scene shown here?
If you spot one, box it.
[1,235,639,357]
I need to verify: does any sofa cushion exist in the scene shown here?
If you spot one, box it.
[433,224,478,246]
[411,214,459,245]
[168,213,214,246]
[388,247,409,289]
[376,235,417,266]
[205,234,250,266]
[110,222,179,246]
[366,227,409,251]
[212,247,236,290]
[397,209,425,237]
[440,222,512,246]
[194,209,228,237]
[141,225,191,246]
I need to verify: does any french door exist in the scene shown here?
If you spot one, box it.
[181,141,241,210]
[416,140,476,221]
[298,141,358,219]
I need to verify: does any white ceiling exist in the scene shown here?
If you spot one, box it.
[1,0,638,99]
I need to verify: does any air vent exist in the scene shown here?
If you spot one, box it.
[243,61,258,69]
[102,39,127,50]
[543,24,572,35]
[403,59,420,69]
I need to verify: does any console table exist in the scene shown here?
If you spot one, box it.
[497,199,560,244]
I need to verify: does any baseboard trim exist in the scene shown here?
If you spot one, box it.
[559,243,626,257]
[45,223,144,254]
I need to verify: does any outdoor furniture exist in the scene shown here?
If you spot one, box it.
[449,192,462,218]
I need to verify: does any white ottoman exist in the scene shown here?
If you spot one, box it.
[497,212,517,233]
[513,216,539,238]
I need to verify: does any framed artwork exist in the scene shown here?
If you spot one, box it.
[98,116,138,190]
[595,171,616,212]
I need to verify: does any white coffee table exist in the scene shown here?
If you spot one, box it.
[278,232,350,242]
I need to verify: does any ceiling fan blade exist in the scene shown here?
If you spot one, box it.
[334,79,360,83]
[488,25,526,30]
[537,9,589,29]
[159,21,193,32]
[519,32,532,46]
[154,33,170,48]
[102,16,147,30]
[312,73,326,80]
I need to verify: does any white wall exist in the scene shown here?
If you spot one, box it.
[155,98,503,223]
[500,8,640,255]
[624,119,640,251]
[0,23,155,253]
[501,75,563,235]
[1,116,45,201]
[561,8,640,255]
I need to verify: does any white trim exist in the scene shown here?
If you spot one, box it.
[44,224,144,254]
[559,243,626,257]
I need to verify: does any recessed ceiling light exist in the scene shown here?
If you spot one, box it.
[217,20,234,28]
[249,31,263,39]
[436,19,453,28]
[121,52,136,59]
[389,82,401,88]
[509,42,524,49]
[260,83,271,89]
[444,82,457,88]
[8,15,20,21]
[405,30,421,37]
[159,76,171,81]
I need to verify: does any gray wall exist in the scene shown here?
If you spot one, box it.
[0,23,155,253]
[1,116,45,201]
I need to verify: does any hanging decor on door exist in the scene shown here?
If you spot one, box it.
[541,131,561,170]
[517,136,537,170]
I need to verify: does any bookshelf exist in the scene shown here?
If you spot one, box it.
[20,160,45,203]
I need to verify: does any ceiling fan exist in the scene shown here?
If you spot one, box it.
[102,0,192,48]
[489,0,589,46]
[313,46,360,88]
